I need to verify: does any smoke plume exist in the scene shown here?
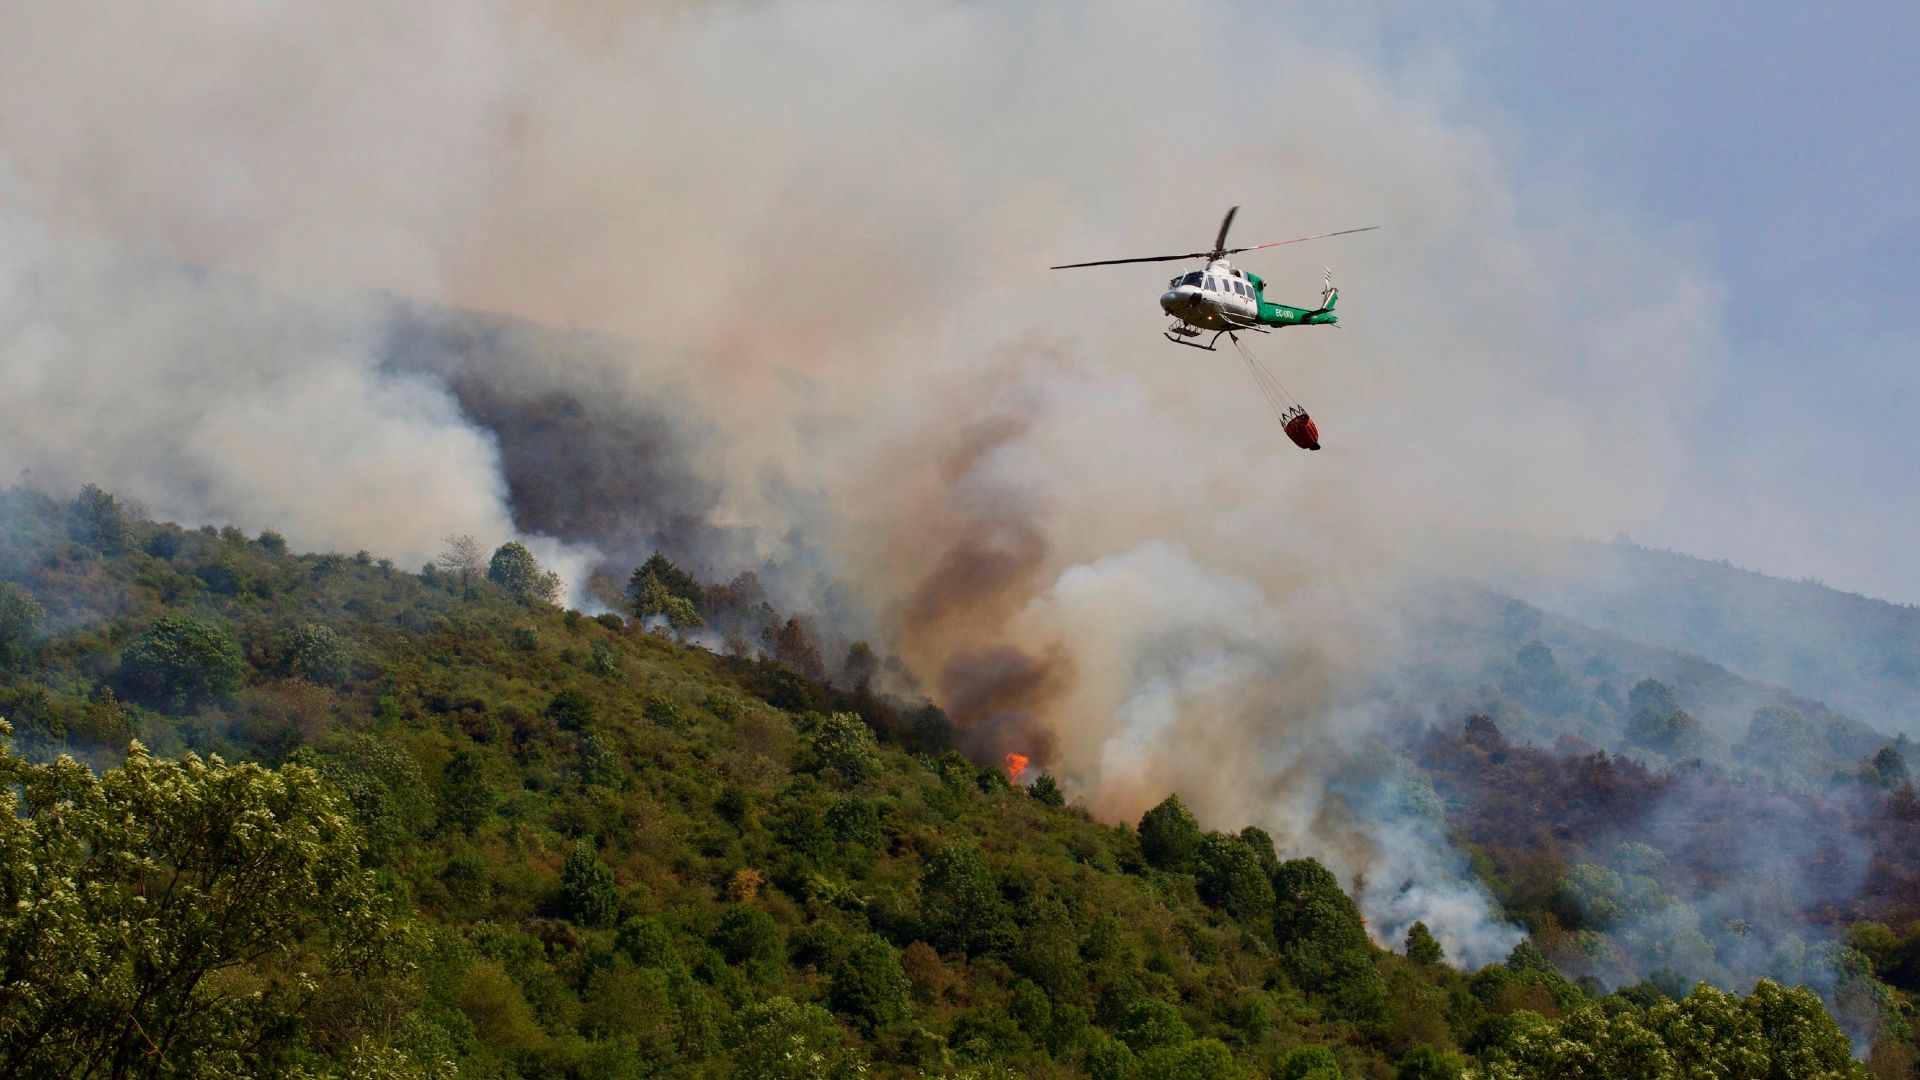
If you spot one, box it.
[0,2,1732,966]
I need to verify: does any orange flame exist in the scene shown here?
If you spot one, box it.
[1004,752,1029,783]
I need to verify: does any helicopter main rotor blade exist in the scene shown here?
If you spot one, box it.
[1224,225,1380,255]
[1049,252,1209,269]
[1213,205,1239,255]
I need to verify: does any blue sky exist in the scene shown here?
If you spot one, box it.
[1477,5,1919,600]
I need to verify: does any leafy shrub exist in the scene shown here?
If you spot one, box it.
[732,997,868,1080]
[68,484,131,554]
[0,583,45,667]
[556,840,621,928]
[828,934,911,1032]
[0,737,397,1072]
[1273,858,1386,1021]
[1406,921,1445,965]
[1030,771,1065,807]
[1139,794,1203,871]
[122,611,245,709]
[920,841,1006,955]
[546,689,595,733]
[713,904,784,978]
[1197,832,1276,923]
[1277,1044,1343,1079]
[272,622,353,685]
[488,541,561,603]
[808,712,879,786]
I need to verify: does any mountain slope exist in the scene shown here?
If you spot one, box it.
[0,483,1894,1078]
[1480,537,1920,735]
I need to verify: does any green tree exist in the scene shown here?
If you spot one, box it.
[1139,794,1204,871]
[1396,1046,1461,1080]
[1134,1038,1242,1080]
[1272,858,1386,1020]
[0,726,396,1074]
[122,611,245,709]
[1862,745,1910,789]
[439,748,491,835]
[920,840,1006,954]
[1197,832,1276,923]
[546,688,597,733]
[487,541,562,603]
[808,712,880,786]
[295,734,431,861]
[1406,921,1445,965]
[557,839,621,928]
[1278,1045,1343,1079]
[1741,706,1816,777]
[0,582,45,667]
[1117,1000,1193,1054]
[713,903,785,978]
[67,484,131,554]
[731,997,868,1080]
[1030,771,1065,808]
[841,640,879,688]
[1239,825,1281,875]
[1473,980,1866,1080]
[628,554,703,629]
[762,617,823,677]
[828,934,911,1033]
[273,622,353,685]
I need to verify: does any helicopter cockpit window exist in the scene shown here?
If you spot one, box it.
[1179,271,1203,287]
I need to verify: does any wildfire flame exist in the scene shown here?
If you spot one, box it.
[1004,752,1029,783]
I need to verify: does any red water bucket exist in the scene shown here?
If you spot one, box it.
[1283,411,1320,451]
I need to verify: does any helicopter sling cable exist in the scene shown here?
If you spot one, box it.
[1230,333,1321,451]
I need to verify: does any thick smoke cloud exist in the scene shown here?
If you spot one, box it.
[0,2,1730,966]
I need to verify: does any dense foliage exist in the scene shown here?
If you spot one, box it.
[0,485,1902,1077]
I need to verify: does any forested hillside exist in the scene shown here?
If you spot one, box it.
[0,484,1903,1078]
[1480,537,1920,736]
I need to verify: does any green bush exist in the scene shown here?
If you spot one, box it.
[808,712,879,786]
[1277,1044,1343,1079]
[919,841,1006,955]
[273,622,353,685]
[122,611,245,709]
[1139,794,1203,871]
[1197,832,1276,923]
[713,904,785,978]
[732,997,867,1080]
[1273,858,1386,1021]
[828,934,911,1032]
[0,583,45,667]
[68,484,131,554]
[556,840,621,928]
[488,541,562,604]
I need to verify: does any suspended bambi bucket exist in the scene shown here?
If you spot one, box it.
[1281,407,1320,451]
[1231,333,1322,451]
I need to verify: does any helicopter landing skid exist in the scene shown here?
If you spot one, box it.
[1164,323,1230,351]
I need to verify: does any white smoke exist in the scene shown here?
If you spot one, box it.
[0,1,1736,960]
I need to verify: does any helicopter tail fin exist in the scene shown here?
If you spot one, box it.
[1304,269,1338,318]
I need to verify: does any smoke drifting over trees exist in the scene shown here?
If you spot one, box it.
[0,1,1773,970]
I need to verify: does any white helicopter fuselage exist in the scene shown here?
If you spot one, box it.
[1159,258,1259,331]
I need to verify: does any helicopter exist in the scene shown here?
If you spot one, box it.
[1050,206,1376,351]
